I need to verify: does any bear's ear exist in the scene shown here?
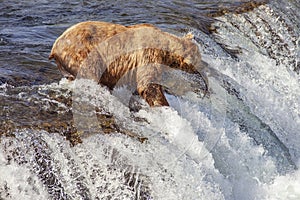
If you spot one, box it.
[184,33,194,40]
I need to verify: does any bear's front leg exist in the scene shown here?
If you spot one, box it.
[136,63,169,107]
[138,83,169,107]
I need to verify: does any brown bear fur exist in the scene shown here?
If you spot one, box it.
[49,21,207,106]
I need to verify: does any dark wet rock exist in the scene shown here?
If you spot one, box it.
[206,1,268,19]
[0,84,146,146]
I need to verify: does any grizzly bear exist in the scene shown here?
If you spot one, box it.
[49,21,208,106]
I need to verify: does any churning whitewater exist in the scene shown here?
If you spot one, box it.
[0,1,300,200]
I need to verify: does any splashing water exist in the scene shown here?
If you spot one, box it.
[1,1,300,200]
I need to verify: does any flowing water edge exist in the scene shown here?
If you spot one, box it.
[0,0,300,199]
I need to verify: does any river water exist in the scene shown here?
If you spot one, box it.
[0,0,300,199]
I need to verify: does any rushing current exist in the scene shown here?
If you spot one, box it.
[0,0,299,199]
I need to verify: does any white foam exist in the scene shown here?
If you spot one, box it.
[263,168,300,200]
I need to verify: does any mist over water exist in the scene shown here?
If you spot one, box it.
[1,0,300,199]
